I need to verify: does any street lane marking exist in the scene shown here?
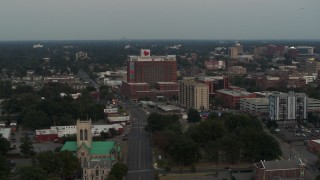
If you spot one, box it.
[139,140,141,168]
[128,169,153,173]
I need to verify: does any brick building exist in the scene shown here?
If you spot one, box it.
[122,49,178,100]
[216,89,256,109]
[255,75,306,90]
[307,139,320,153]
[197,76,229,95]
[254,159,306,180]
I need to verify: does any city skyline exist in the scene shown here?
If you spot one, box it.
[0,0,319,41]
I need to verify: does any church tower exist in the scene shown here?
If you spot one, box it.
[76,119,92,148]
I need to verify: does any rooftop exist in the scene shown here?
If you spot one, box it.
[217,89,254,97]
[0,128,11,140]
[260,159,305,170]
[240,98,269,105]
[61,141,116,155]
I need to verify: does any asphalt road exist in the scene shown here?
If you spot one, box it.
[124,102,154,180]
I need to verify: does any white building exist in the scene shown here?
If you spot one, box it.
[269,92,307,121]
[240,98,269,114]
[0,128,11,140]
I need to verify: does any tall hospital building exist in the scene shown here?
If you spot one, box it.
[121,49,178,100]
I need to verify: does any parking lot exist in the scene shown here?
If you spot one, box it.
[277,123,320,143]
[8,130,62,155]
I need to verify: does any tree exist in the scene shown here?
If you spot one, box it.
[36,151,59,174]
[19,135,34,157]
[23,110,50,130]
[0,156,10,179]
[19,166,46,180]
[0,135,10,156]
[167,135,200,165]
[0,81,12,98]
[108,163,128,180]
[187,108,201,123]
[266,120,278,129]
[145,113,180,133]
[56,151,81,177]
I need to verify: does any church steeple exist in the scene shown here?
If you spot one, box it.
[76,119,92,148]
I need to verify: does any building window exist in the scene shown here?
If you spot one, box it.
[80,129,83,140]
[84,129,88,140]
[96,169,99,176]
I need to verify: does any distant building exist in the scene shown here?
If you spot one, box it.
[254,46,267,58]
[204,60,225,70]
[35,123,124,142]
[228,47,238,59]
[301,60,320,75]
[267,45,285,58]
[238,55,254,63]
[33,44,43,48]
[308,139,320,153]
[228,66,247,75]
[197,76,229,95]
[121,49,178,100]
[179,79,209,110]
[240,98,269,114]
[269,92,307,121]
[76,51,90,60]
[296,46,314,55]
[61,120,120,180]
[216,89,256,109]
[255,75,306,90]
[254,159,306,180]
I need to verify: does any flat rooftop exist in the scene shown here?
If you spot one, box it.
[261,159,304,170]
[217,89,254,97]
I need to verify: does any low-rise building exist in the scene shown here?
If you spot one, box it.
[216,89,256,109]
[35,124,124,142]
[254,159,306,180]
[308,139,320,153]
[0,128,11,140]
[228,66,247,75]
[240,98,269,114]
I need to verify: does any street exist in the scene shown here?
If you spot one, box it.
[124,102,154,180]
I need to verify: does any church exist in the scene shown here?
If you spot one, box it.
[61,119,120,180]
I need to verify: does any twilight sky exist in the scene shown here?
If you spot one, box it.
[0,0,319,40]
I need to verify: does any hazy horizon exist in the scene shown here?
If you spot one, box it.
[1,0,319,41]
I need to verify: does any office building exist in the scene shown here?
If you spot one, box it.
[179,79,209,110]
[228,47,238,59]
[296,46,314,55]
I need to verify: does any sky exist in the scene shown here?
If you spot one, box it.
[0,0,319,41]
